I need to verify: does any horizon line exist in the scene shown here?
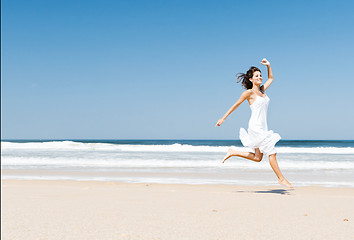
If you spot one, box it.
[2,139,354,141]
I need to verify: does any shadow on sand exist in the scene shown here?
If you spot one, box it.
[235,189,294,195]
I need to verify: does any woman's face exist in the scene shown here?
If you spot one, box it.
[250,71,262,86]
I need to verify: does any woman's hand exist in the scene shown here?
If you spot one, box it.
[216,118,225,127]
[260,58,270,66]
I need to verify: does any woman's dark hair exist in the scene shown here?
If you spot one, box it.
[236,66,264,93]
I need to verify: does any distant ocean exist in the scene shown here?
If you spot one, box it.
[2,140,354,187]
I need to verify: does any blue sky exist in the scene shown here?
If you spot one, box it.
[2,0,354,140]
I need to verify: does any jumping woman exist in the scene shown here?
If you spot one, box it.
[216,58,294,188]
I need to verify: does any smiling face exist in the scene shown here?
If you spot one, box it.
[250,71,262,86]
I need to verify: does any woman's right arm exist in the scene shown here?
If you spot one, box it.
[216,90,251,126]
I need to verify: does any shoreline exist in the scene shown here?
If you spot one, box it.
[2,179,354,239]
[3,178,354,189]
[2,168,354,188]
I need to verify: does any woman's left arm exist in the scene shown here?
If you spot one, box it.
[261,58,273,91]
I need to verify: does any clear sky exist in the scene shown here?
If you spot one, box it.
[2,0,354,140]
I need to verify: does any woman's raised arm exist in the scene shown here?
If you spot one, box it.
[215,90,251,126]
[261,58,274,91]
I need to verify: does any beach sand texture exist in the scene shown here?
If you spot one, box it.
[2,180,354,240]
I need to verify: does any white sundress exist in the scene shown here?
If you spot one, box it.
[239,92,281,156]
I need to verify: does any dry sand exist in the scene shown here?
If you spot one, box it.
[2,179,354,240]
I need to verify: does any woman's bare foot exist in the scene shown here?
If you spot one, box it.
[278,178,294,189]
[222,148,234,163]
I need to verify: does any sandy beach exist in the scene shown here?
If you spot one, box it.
[2,179,354,240]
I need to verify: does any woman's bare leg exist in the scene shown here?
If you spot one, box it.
[268,154,294,188]
[222,147,263,163]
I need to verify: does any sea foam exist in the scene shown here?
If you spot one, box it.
[2,141,354,154]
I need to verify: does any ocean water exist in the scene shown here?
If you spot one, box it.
[1,140,354,187]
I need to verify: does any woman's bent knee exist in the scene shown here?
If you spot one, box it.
[254,148,263,162]
[254,155,263,162]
